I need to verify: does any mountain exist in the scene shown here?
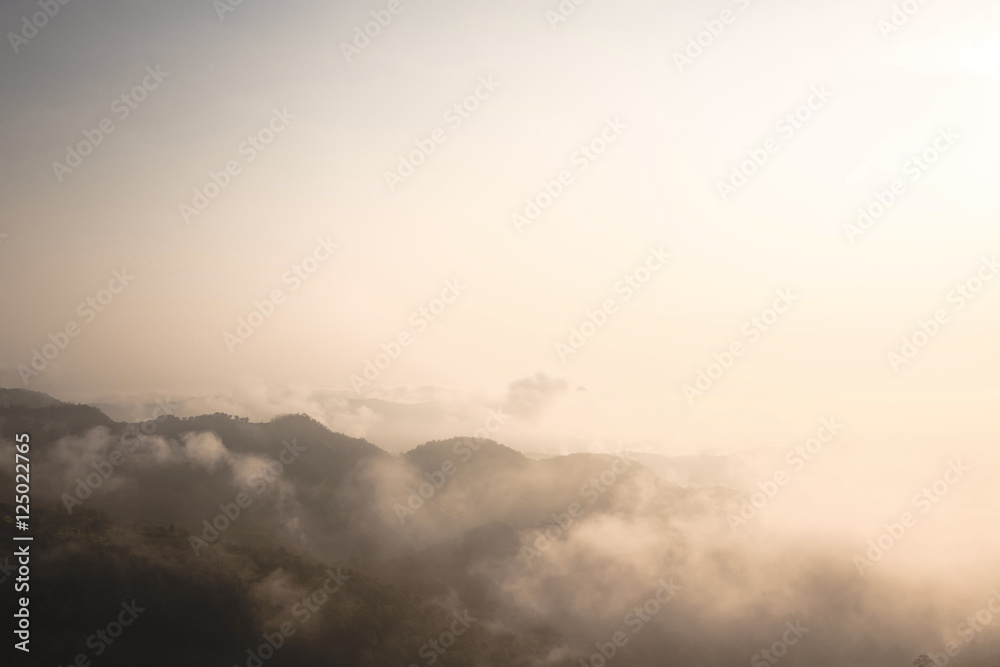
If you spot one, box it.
[0,387,65,408]
[1,389,974,666]
[0,389,724,666]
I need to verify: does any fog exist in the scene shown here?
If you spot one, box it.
[3,391,997,665]
[2,0,998,664]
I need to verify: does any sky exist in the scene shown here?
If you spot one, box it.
[1,0,999,454]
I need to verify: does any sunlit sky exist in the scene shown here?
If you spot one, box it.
[1,0,999,453]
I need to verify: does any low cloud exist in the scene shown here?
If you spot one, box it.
[502,374,569,419]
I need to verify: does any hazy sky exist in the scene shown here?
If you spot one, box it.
[2,0,998,453]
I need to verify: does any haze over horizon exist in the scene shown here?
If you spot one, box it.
[3,0,1000,459]
[3,3,1000,664]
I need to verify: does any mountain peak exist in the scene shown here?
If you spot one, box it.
[0,388,65,409]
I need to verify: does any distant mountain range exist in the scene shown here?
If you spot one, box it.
[2,389,968,666]
[0,388,738,666]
